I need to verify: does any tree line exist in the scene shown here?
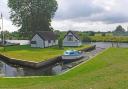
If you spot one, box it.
[1,25,128,41]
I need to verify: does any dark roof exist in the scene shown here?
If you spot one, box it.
[64,31,80,40]
[36,31,57,40]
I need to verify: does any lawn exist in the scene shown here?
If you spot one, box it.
[0,48,127,89]
[0,45,90,62]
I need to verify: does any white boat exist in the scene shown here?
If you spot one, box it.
[62,50,84,62]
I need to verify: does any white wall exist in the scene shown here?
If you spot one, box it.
[63,41,82,46]
[63,32,82,46]
[31,34,58,48]
[63,33,79,42]
[44,41,49,47]
[45,40,58,47]
[31,34,44,48]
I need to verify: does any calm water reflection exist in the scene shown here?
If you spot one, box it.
[0,61,67,77]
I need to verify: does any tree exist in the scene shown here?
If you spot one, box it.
[82,35,91,42]
[0,31,11,40]
[114,25,125,33]
[58,38,63,49]
[88,31,95,36]
[54,30,60,38]
[8,0,58,35]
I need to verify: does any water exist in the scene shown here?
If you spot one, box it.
[6,40,30,45]
[4,40,128,47]
[0,42,128,77]
[91,42,128,48]
[0,58,90,77]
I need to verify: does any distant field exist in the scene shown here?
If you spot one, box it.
[90,36,128,42]
[0,45,90,62]
[0,48,127,89]
[95,33,113,36]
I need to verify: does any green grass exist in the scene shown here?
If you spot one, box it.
[90,36,128,42]
[0,48,127,89]
[95,33,113,36]
[0,45,90,62]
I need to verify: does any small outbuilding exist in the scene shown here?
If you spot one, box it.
[63,31,82,46]
[30,31,58,48]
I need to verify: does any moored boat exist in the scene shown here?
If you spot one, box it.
[62,50,84,63]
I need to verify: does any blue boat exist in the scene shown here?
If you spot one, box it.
[62,50,84,62]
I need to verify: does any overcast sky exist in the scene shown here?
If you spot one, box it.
[0,0,128,32]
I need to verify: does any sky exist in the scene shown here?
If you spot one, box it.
[0,0,128,32]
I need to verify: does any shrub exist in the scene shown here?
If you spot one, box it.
[58,38,63,49]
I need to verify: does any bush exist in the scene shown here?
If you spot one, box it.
[82,36,91,42]
[58,38,63,49]
[102,33,106,37]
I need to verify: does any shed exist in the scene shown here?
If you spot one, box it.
[31,31,58,48]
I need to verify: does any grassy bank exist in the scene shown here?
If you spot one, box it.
[89,36,128,42]
[0,45,90,62]
[0,48,127,89]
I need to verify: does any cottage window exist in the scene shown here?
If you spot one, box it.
[67,35,73,41]
[31,41,36,44]
[48,40,51,43]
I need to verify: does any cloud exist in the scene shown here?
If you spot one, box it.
[54,0,128,24]
[0,0,10,20]
[54,0,105,20]
[0,0,17,32]
[1,0,128,32]
[0,17,18,32]
[51,20,128,32]
[89,13,128,24]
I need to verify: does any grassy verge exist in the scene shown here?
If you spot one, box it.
[0,48,127,89]
[0,45,90,62]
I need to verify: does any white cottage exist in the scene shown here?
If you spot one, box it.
[31,31,58,48]
[63,31,82,46]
